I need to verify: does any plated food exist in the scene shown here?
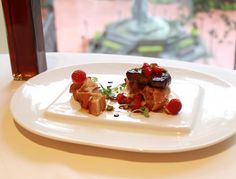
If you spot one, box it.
[11,57,236,153]
[69,63,182,117]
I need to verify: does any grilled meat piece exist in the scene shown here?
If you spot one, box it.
[126,68,150,84]
[125,78,170,111]
[77,77,99,92]
[126,67,171,88]
[141,86,170,111]
[70,77,106,116]
[151,72,171,88]
[75,92,93,109]
[88,95,106,116]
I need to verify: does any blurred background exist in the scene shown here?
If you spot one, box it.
[1,0,236,69]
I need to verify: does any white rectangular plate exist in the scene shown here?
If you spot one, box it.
[45,74,202,133]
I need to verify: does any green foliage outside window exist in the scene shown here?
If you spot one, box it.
[193,0,236,14]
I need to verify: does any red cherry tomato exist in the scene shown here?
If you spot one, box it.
[165,99,182,115]
[71,70,87,85]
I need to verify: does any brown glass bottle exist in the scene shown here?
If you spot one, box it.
[1,0,47,80]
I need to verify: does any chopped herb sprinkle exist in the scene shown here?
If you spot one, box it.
[106,105,114,111]
[132,106,150,118]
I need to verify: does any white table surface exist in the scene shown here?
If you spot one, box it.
[1,52,236,179]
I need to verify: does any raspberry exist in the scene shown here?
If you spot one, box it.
[116,93,125,104]
[165,99,182,115]
[142,66,152,76]
[142,62,150,68]
[152,65,163,74]
[71,70,86,85]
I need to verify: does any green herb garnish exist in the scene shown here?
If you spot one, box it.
[100,84,115,99]
[106,105,114,111]
[132,106,150,118]
[99,82,126,100]
[140,106,150,118]
[114,83,126,93]
[119,104,130,110]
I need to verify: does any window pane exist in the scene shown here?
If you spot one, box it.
[43,0,236,69]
